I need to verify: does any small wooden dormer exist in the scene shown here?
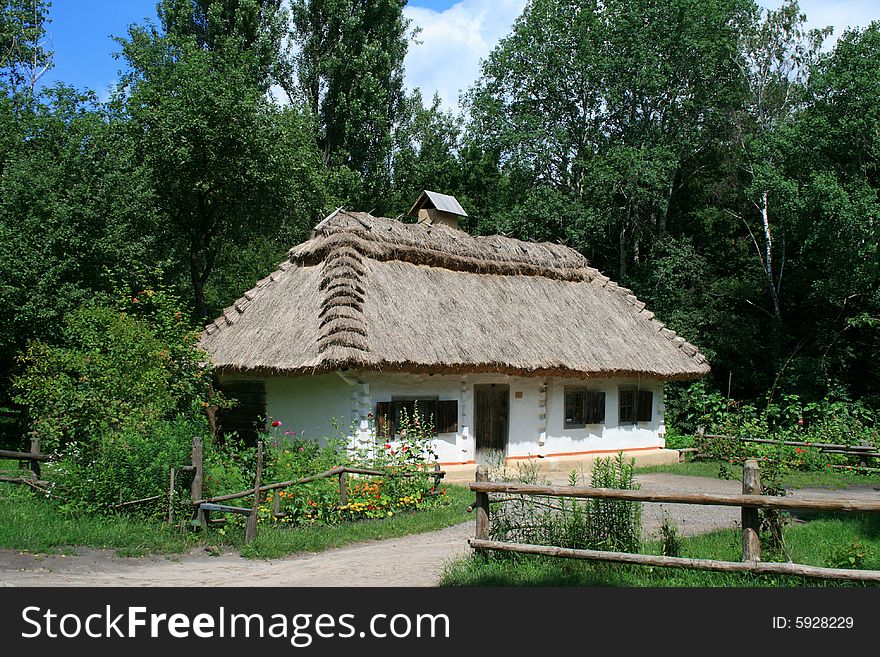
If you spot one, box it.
[409,190,468,231]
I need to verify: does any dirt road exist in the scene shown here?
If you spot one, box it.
[1,473,876,587]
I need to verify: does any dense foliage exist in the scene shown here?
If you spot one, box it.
[2,0,879,450]
[11,285,216,514]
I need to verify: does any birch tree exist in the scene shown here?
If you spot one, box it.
[731,0,829,320]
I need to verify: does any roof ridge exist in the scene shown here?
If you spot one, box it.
[315,243,370,361]
[292,213,595,283]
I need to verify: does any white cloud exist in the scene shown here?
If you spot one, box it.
[403,0,526,114]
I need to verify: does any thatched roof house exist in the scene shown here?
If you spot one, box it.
[201,196,708,466]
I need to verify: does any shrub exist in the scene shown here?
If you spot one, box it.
[825,541,868,570]
[659,515,682,558]
[13,286,215,454]
[13,284,219,515]
[53,416,203,518]
[586,453,641,553]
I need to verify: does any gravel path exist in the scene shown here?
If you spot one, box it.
[1,474,877,587]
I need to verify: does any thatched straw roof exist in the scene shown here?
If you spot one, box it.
[200,210,709,381]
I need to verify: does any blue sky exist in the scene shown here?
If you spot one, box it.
[39,1,880,112]
[39,1,464,95]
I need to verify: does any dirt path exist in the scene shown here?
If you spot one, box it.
[1,474,877,587]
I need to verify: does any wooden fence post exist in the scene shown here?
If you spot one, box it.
[338,469,347,507]
[742,459,762,562]
[433,463,442,490]
[190,436,207,531]
[244,441,263,544]
[30,435,40,479]
[474,465,490,550]
[167,466,176,527]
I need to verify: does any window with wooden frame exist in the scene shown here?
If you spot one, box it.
[564,388,605,428]
[619,387,654,424]
[374,398,458,438]
[618,388,636,425]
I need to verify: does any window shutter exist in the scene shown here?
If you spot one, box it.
[586,391,605,424]
[375,401,391,439]
[564,388,586,428]
[437,400,459,433]
[637,391,653,422]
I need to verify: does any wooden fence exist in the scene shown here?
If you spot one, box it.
[0,435,54,487]
[468,461,880,583]
[1,434,446,545]
[686,431,880,470]
[190,441,445,543]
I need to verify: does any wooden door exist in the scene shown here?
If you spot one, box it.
[474,384,510,465]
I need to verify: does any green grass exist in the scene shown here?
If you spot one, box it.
[635,460,880,489]
[440,513,880,587]
[0,481,472,559]
[0,484,197,557]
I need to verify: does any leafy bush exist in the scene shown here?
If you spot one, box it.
[53,416,202,518]
[13,285,218,515]
[13,286,215,454]
[825,541,868,570]
[659,515,682,558]
[586,453,641,552]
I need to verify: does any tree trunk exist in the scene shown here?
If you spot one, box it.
[190,241,208,320]
[760,190,781,319]
[619,204,631,279]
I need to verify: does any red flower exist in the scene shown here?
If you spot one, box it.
[795,447,804,453]
[271,420,282,427]
[132,297,139,303]
[385,443,392,449]
[402,446,408,452]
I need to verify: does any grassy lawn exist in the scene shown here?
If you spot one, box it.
[0,481,472,559]
[440,512,880,587]
[634,459,880,489]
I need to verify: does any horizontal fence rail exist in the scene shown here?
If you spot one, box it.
[700,434,877,452]
[193,464,445,506]
[467,539,880,583]
[0,449,55,462]
[468,481,880,514]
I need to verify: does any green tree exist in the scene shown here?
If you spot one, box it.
[117,0,327,319]
[385,90,462,217]
[727,0,830,320]
[0,0,52,94]
[782,22,880,400]
[0,86,160,406]
[290,0,409,206]
[466,0,749,279]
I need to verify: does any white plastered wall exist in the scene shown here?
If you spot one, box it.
[235,371,665,463]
